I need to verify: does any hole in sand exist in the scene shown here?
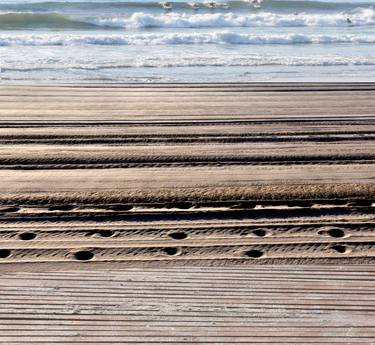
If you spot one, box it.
[162,247,180,256]
[19,232,37,241]
[96,230,114,238]
[245,249,264,258]
[0,249,11,259]
[318,228,345,238]
[327,228,345,238]
[252,229,267,237]
[331,244,348,254]
[74,250,94,261]
[168,232,188,240]
[49,205,75,211]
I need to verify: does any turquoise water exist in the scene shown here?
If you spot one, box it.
[1,0,375,82]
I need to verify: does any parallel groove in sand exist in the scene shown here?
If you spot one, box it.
[0,84,374,265]
[0,266,375,343]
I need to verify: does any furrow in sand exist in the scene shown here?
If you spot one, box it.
[0,86,373,267]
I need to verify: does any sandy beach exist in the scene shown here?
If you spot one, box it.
[0,83,372,268]
[0,83,373,343]
[2,0,375,341]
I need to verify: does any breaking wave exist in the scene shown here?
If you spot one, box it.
[2,32,375,45]
[1,7,375,29]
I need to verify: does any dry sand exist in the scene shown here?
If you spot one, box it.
[0,83,373,267]
[0,83,374,344]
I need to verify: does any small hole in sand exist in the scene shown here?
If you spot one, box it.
[168,232,188,240]
[331,244,348,254]
[0,249,11,258]
[162,247,180,256]
[74,250,94,261]
[318,228,346,238]
[97,230,114,238]
[19,232,37,241]
[252,229,267,237]
[245,249,264,258]
[328,228,345,238]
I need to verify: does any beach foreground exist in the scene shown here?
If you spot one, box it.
[0,83,374,343]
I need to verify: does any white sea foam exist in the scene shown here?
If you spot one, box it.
[2,31,375,46]
[3,53,375,71]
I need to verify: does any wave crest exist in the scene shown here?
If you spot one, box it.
[85,9,375,28]
[0,7,375,29]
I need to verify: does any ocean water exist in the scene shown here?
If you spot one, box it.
[1,0,375,82]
